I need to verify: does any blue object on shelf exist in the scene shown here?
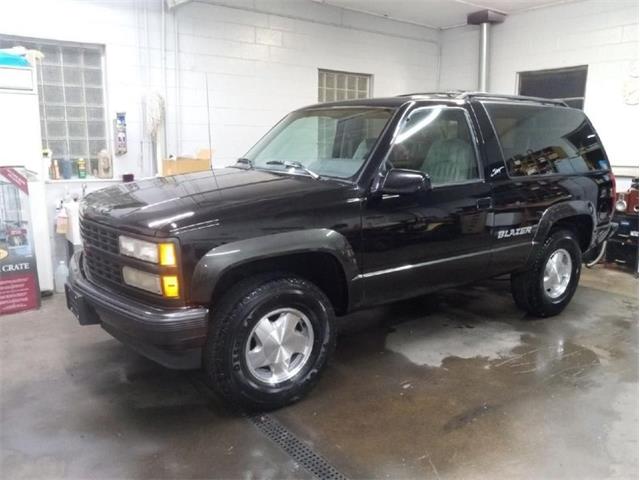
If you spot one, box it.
[0,51,30,67]
[60,159,73,179]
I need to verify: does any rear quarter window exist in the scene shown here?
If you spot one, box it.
[483,102,609,177]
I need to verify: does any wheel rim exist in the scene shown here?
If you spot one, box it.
[543,248,573,299]
[244,308,314,384]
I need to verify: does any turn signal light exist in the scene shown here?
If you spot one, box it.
[162,275,180,298]
[159,243,177,266]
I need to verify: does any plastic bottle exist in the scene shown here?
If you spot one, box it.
[54,261,69,293]
[77,157,87,179]
[51,159,60,180]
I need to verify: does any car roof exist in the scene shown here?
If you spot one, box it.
[299,96,411,110]
[298,91,568,111]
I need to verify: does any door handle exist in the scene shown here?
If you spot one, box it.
[477,197,492,210]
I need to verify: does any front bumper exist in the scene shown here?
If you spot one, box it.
[65,251,208,369]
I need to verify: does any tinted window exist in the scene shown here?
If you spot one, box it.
[484,103,609,177]
[388,107,479,185]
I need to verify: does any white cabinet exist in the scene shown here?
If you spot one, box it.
[0,62,54,292]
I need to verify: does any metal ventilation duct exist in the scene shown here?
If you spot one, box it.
[467,10,506,92]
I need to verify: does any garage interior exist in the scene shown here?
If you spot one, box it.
[1,0,638,479]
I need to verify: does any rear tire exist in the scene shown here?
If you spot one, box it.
[511,229,582,318]
[203,274,335,411]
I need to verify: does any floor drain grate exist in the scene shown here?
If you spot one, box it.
[249,414,348,480]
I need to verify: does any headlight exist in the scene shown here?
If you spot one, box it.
[616,199,627,212]
[119,236,176,266]
[122,267,180,298]
[123,266,162,295]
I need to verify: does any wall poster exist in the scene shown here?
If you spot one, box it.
[0,167,40,315]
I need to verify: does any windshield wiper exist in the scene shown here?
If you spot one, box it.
[231,157,253,169]
[265,160,321,180]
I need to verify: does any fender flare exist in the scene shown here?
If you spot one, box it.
[190,229,360,305]
[528,199,597,263]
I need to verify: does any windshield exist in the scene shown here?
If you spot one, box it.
[244,107,394,179]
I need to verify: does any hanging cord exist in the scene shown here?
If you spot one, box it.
[205,72,221,196]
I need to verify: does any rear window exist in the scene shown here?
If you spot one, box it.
[483,103,609,177]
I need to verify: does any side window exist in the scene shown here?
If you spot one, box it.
[388,107,479,186]
[483,103,609,177]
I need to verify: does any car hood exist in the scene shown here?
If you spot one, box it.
[81,168,350,236]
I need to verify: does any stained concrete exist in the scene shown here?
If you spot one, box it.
[1,266,638,479]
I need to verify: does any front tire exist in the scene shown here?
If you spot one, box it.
[511,229,582,317]
[203,274,335,411]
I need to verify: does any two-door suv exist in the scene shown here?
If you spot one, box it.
[66,92,617,410]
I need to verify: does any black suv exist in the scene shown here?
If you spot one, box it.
[66,92,617,410]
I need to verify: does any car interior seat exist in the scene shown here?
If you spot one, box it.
[421,121,476,185]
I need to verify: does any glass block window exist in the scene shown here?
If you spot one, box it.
[318,69,371,103]
[0,35,109,179]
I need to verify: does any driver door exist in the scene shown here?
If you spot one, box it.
[361,105,493,305]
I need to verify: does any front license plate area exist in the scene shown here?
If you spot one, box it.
[65,284,100,325]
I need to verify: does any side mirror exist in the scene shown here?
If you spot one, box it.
[381,168,431,195]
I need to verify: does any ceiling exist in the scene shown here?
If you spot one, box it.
[314,0,580,29]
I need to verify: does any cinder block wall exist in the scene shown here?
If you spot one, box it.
[171,0,439,165]
[0,0,440,176]
[1,0,636,179]
[439,0,639,180]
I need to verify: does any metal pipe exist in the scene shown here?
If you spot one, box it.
[586,241,608,268]
[479,22,490,92]
[468,9,504,92]
[174,10,181,156]
[160,0,167,171]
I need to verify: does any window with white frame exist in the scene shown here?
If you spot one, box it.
[0,35,110,179]
[318,69,371,103]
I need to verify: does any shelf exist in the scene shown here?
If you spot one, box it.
[45,178,121,184]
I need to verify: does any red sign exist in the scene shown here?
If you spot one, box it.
[0,167,29,195]
[0,272,38,315]
[0,167,39,315]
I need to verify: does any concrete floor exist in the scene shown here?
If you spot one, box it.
[1,266,638,479]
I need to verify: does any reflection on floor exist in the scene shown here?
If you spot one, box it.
[1,266,637,479]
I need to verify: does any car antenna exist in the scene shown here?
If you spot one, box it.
[205,72,222,196]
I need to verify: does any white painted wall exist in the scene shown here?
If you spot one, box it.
[1,0,161,179]
[170,0,439,165]
[1,0,439,265]
[439,25,479,91]
[4,0,633,178]
[0,0,439,176]
[439,0,639,179]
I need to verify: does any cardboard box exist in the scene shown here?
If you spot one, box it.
[162,149,213,176]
